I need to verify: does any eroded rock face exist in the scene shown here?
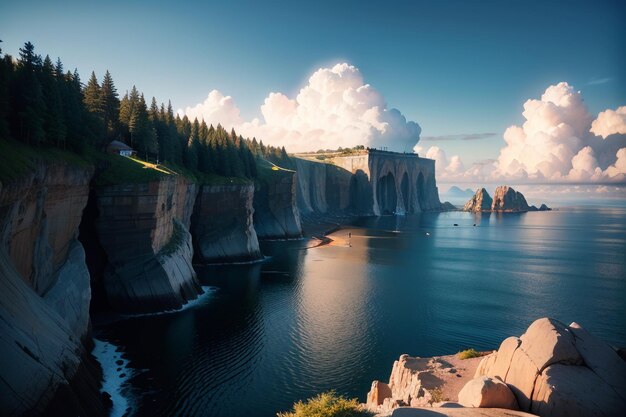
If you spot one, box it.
[95,176,202,312]
[475,317,626,416]
[254,171,302,239]
[0,161,105,416]
[491,186,529,212]
[463,188,493,212]
[191,184,261,263]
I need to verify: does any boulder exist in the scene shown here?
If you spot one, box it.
[518,318,582,371]
[569,322,626,402]
[531,364,626,416]
[458,376,519,409]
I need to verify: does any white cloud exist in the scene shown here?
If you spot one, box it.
[590,106,626,138]
[177,90,242,128]
[179,63,421,152]
[437,82,626,184]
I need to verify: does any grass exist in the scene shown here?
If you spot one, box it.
[0,138,92,184]
[158,219,185,258]
[277,392,373,417]
[457,348,482,360]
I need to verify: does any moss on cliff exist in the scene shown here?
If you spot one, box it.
[0,138,91,184]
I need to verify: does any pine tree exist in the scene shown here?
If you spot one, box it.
[15,41,46,144]
[40,55,66,146]
[83,71,103,116]
[100,70,119,140]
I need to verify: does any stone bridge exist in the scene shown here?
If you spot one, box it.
[296,149,441,216]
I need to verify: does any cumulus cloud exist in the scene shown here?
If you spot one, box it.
[437,82,626,184]
[590,106,626,138]
[179,63,421,152]
[177,90,242,129]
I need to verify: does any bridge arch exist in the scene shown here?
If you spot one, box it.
[377,172,397,215]
[416,171,426,211]
[400,172,410,214]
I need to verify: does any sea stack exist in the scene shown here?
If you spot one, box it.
[491,185,530,212]
[463,188,493,212]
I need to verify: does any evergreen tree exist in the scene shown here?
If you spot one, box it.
[14,41,45,144]
[83,71,103,115]
[100,70,119,140]
[40,55,66,146]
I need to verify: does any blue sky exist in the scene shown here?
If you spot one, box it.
[1,0,625,167]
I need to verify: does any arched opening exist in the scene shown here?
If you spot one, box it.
[416,172,426,211]
[400,172,409,213]
[377,172,397,215]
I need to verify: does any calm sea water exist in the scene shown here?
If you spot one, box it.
[97,207,626,417]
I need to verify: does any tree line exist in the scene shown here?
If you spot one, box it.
[0,41,292,179]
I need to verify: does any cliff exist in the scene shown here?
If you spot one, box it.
[463,186,547,213]
[0,160,106,416]
[191,183,262,262]
[296,150,442,216]
[463,188,493,212]
[254,167,302,239]
[95,175,202,312]
[491,186,529,212]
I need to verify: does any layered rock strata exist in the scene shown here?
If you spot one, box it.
[0,161,105,416]
[254,171,302,239]
[95,176,202,312]
[191,184,262,262]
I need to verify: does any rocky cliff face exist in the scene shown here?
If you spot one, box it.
[191,184,262,262]
[0,161,105,416]
[491,186,529,212]
[295,158,358,214]
[463,186,539,213]
[254,171,302,239]
[95,176,202,312]
[463,188,493,212]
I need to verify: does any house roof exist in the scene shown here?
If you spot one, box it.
[107,140,134,151]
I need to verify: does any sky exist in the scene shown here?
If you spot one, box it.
[1,0,625,188]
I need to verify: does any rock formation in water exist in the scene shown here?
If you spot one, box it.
[440,201,457,211]
[0,161,106,416]
[191,183,262,262]
[463,186,550,213]
[491,185,530,212]
[367,317,626,417]
[295,149,442,216]
[95,176,202,312]
[253,170,302,239]
[463,188,493,212]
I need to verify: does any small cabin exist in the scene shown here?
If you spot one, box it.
[106,140,135,157]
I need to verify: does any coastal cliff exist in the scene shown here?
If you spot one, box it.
[95,176,202,312]
[191,183,262,262]
[295,150,443,216]
[0,160,106,416]
[254,168,302,239]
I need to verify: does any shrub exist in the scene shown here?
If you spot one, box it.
[277,391,373,417]
[457,348,482,359]
[428,387,447,405]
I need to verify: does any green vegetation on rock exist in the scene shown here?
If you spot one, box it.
[277,392,373,417]
[457,348,482,359]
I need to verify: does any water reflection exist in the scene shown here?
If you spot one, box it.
[98,207,626,417]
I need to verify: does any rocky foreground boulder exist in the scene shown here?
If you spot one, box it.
[474,318,626,416]
[366,317,625,417]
